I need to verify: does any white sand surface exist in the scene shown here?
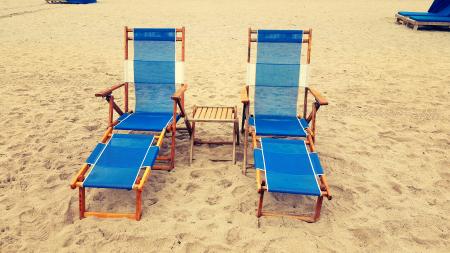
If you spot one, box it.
[0,0,449,252]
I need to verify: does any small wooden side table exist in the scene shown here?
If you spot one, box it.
[189,105,239,165]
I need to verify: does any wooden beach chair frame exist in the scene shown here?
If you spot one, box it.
[254,136,332,222]
[70,128,165,220]
[241,28,328,174]
[396,14,450,30]
[95,26,192,171]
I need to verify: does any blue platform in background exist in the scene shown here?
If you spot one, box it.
[398,0,450,17]
[67,0,97,3]
[408,15,450,22]
[47,0,96,3]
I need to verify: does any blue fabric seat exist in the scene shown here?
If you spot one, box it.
[47,0,96,3]
[409,15,450,22]
[258,138,322,196]
[249,115,308,137]
[115,112,180,132]
[83,134,159,190]
[398,11,438,17]
[398,0,450,17]
[67,0,96,3]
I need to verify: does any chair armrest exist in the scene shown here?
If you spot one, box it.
[307,87,328,106]
[241,85,249,104]
[95,83,126,97]
[171,83,188,100]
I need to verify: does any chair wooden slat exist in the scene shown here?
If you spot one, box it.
[211,107,218,119]
[199,107,207,119]
[227,108,233,119]
[217,107,224,119]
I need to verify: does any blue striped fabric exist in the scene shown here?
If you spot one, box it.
[66,0,96,3]
[398,0,450,17]
[115,112,180,132]
[133,28,176,114]
[428,0,450,13]
[83,134,158,190]
[249,115,307,137]
[254,148,264,170]
[260,138,321,196]
[309,152,324,175]
[255,30,303,118]
[409,15,450,22]
[252,30,307,137]
[85,143,106,164]
[257,30,303,43]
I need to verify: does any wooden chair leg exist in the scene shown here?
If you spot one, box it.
[170,127,176,169]
[241,104,246,133]
[243,124,249,174]
[312,196,324,222]
[232,122,236,164]
[234,106,240,145]
[189,122,195,165]
[235,121,240,145]
[135,190,142,221]
[257,190,265,218]
[79,187,85,219]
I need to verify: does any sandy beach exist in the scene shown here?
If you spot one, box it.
[0,0,449,252]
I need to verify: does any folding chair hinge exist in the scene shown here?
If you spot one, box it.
[314,101,321,110]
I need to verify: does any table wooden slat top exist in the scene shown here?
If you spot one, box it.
[192,106,237,122]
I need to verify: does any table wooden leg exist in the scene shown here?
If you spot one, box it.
[232,121,236,164]
[189,122,196,165]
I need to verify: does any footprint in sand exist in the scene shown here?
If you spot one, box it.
[84,125,100,132]
[217,179,232,188]
[19,208,49,241]
[389,182,402,195]
[185,183,200,193]
[231,185,247,197]
[349,228,383,247]
[173,210,192,222]
[226,227,242,244]
[92,192,106,201]
[206,195,222,205]
[206,223,219,230]
[166,176,177,184]
[197,208,215,220]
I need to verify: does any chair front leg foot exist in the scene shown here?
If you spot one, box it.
[243,129,248,174]
[135,190,142,221]
[312,196,324,222]
[79,187,85,219]
[257,190,264,218]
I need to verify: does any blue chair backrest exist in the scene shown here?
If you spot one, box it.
[255,30,304,117]
[429,0,450,15]
[133,28,176,113]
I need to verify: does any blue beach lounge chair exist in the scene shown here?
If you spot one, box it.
[397,0,450,18]
[70,132,163,220]
[396,0,450,29]
[95,27,191,170]
[241,28,328,174]
[46,0,96,3]
[404,15,450,30]
[253,138,332,222]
